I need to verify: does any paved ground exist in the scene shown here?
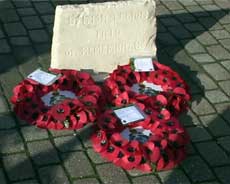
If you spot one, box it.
[0,0,230,183]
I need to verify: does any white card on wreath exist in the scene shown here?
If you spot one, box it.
[134,57,154,72]
[114,105,145,125]
[27,69,60,86]
[142,81,163,91]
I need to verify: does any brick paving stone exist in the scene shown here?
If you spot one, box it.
[191,96,215,115]
[18,58,40,77]
[87,148,107,164]
[191,73,218,90]
[41,14,54,24]
[54,135,83,152]
[196,141,230,166]
[0,115,16,129]
[4,22,27,36]
[29,29,49,43]
[158,169,190,184]
[132,175,160,184]
[214,166,230,184]
[220,39,230,51]
[175,13,196,23]
[199,182,220,184]
[179,109,201,126]
[0,68,23,98]
[183,39,206,54]
[198,17,223,31]
[22,16,43,29]
[157,32,178,45]
[3,153,35,181]
[14,180,39,184]
[10,37,31,46]
[211,30,230,40]
[163,1,184,11]
[73,178,100,184]
[78,124,95,148]
[187,126,212,142]
[17,8,36,16]
[159,17,181,26]
[203,63,230,81]
[0,1,13,9]
[202,4,219,11]
[178,0,198,6]
[0,29,4,39]
[186,6,209,17]
[207,45,230,60]
[0,9,19,23]
[0,168,7,184]
[200,114,230,136]
[181,155,215,182]
[184,22,205,32]
[127,169,147,177]
[96,163,130,184]
[191,53,215,63]
[61,151,95,178]
[49,129,75,137]
[0,129,25,153]
[21,126,49,141]
[0,39,11,53]
[196,32,218,45]
[217,136,230,153]
[219,80,230,96]
[13,46,36,64]
[156,5,171,17]
[13,0,32,8]
[219,13,230,24]
[214,102,230,123]
[38,165,69,184]
[221,60,230,71]
[168,26,192,39]
[0,96,9,114]
[34,2,55,14]
[196,0,214,5]
[27,140,60,166]
[205,89,229,103]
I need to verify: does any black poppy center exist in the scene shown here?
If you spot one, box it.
[114,141,122,147]
[121,99,127,104]
[100,140,107,146]
[145,109,152,115]
[117,151,124,158]
[107,146,115,153]
[157,114,164,119]
[128,156,135,162]
[57,108,64,113]
[127,147,135,152]
[167,121,174,126]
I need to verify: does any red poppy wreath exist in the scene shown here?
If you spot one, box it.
[103,60,191,116]
[91,102,190,172]
[11,69,103,130]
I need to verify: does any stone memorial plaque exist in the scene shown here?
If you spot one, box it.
[51,0,157,74]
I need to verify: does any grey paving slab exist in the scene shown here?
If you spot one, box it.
[54,135,83,152]
[87,148,108,164]
[27,140,60,166]
[38,165,69,184]
[96,163,130,184]
[0,39,11,53]
[219,80,230,96]
[0,129,25,153]
[0,96,9,114]
[158,169,191,184]
[3,153,35,181]
[217,136,230,153]
[0,168,7,184]
[187,126,212,142]
[214,166,230,184]
[196,141,230,166]
[4,22,27,36]
[200,114,230,137]
[73,178,100,184]
[205,89,229,103]
[207,45,230,60]
[22,16,43,29]
[0,115,16,129]
[191,96,216,115]
[203,63,230,81]
[181,155,215,182]
[132,175,161,184]
[61,152,95,178]
[21,126,49,142]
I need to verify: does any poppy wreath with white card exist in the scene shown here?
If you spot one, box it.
[11,69,104,130]
[91,103,190,172]
[103,60,191,116]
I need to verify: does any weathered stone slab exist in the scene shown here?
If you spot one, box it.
[51,0,157,73]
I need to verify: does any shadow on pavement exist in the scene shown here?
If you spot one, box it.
[0,0,229,183]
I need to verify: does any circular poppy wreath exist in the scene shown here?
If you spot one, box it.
[103,61,191,116]
[11,69,104,130]
[91,103,190,172]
